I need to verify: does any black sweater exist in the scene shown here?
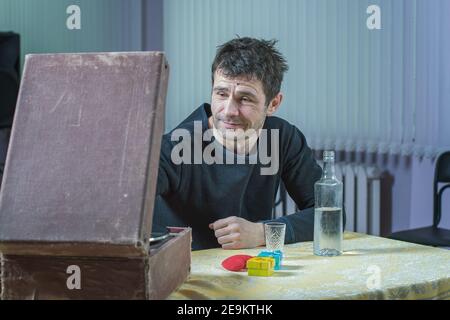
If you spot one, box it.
[153,103,323,250]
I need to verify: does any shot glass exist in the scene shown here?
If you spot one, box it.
[264,222,286,252]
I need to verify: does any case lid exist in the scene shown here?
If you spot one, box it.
[0,52,168,257]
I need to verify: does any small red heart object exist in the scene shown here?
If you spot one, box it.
[221,255,254,272]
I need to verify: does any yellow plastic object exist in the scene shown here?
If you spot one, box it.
[246,257,275,277]
[248,268,274,277]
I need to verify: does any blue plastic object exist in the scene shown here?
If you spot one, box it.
[258,250,283,270]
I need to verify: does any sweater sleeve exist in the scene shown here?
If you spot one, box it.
[156,136,182,197]
[265,127,348,243]
[264,127,322,243]
[281,127,322,210]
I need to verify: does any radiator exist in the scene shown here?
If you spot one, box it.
[274,163,382,236]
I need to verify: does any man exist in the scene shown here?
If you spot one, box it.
[153,37,323,250]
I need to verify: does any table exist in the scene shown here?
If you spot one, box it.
[169,232,450,300]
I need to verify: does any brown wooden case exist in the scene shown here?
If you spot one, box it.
[0,52,191,299]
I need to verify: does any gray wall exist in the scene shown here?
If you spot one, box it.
[0,0,164,70]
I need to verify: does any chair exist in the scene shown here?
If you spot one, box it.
[0,32,20,128]
[389,151,450,246]
[0,32,20,187]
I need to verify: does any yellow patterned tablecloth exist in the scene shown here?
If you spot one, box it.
[169,232,450,300]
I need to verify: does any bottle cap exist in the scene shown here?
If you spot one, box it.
[323,150,335,161]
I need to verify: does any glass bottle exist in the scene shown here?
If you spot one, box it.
[313,150,343,256]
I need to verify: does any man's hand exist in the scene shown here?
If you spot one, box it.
[209,216,265,249]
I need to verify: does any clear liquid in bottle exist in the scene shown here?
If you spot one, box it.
[313,151,343,257]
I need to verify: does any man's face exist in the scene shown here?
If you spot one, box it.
[210,70,275,135]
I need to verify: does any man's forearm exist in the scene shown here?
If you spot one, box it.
[266,206,347,244]
[270,207,315,243]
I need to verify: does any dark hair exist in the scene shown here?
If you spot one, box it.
[211,37,289,106]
